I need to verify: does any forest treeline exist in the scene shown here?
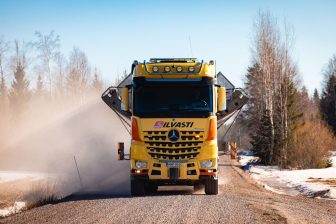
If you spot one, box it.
[0,31,108,148]
[0,31,104,109]
[227,12,336,169]
[1,13,336,169]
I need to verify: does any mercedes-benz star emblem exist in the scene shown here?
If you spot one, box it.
[168,130,180,142]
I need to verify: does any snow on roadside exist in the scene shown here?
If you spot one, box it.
[238,151,336,199]
[0,202,26,217]
[0,171,61,218]
[238,155,259,167]
[331,151,336,167]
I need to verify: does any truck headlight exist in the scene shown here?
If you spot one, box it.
[135,161,147,168]
[188,66,195,72]
[176,66,183,72]
[164,66,171,72]
[200,160,213,168]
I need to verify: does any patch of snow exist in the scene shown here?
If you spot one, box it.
[331,151,336,167]
[237,155,259,167]
[0,201,26,217]
[249,165,336,199]
[262,183,286,195]
[239,154,336,199]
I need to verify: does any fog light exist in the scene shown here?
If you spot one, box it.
[135,161,147,168]
[152,66,159,72]
[200,160,213,168]
[188,66,195,72]
[176,66,183,72]
[164,66,171,72]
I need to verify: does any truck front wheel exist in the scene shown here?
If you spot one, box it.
[131,179,145,196]
[146,182,158,194]
[205,177,218,195]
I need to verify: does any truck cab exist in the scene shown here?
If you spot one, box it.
[119,58,226,195]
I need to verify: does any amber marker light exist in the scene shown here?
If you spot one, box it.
[207,118,216,141]
[132,118,141,141]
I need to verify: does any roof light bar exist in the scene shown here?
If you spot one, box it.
[150,58,197,63]
[143,60,204,75]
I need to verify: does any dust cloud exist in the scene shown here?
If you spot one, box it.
[0,97,131,197]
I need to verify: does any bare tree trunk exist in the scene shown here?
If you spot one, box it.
[249,11,298,166]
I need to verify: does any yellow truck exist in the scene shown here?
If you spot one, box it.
[102,58,247,195]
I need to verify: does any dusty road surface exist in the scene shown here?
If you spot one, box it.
[2,155,335,224]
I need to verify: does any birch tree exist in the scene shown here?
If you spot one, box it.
[247,12,299,166]
[66,47,90,104]
[32,31,60,96]
[54,53,67,100]
[92,67,103,93]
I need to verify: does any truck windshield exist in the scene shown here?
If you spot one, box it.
[134,85,213,118]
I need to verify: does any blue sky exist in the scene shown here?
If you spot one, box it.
[1,0,336,93]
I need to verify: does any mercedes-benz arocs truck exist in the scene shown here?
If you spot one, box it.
[102,58,247,196]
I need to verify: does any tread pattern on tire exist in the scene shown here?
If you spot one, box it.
[205,178,218,195]
[131,179,145,196]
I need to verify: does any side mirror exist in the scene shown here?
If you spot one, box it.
[118,142,125,160]
[121,87,129,111]
[217,87,226,112]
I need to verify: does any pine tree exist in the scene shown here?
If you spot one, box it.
[9,61,30,113]
[251,109,273,164]
[0,73,7,104]
[320,74,336,133]
[35,74,45,99]
[313,88,319,103]
[0,38,9,112]
[0,73,8,127]
[283,81,302,168]
[246,63,276,164]
[92,67,103,92]
[311,88,321,119]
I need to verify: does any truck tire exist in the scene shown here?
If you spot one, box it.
[146,183,158,194]
[205,177,218,195]
[131,179,145,196]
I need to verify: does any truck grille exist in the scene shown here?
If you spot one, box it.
[144,131,204,160]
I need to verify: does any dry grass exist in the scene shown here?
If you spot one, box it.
[22,180,61,209]
[307,177,336,187]
[293,120,336,169]
[0,178,62,217]
[0,179,31,209]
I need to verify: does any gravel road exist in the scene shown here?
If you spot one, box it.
[2,155,335,224]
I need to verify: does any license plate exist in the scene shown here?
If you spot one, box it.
[166,161,182,167]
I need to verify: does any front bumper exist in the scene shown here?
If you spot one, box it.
[130,134,218,181]
[130,158,218,181]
